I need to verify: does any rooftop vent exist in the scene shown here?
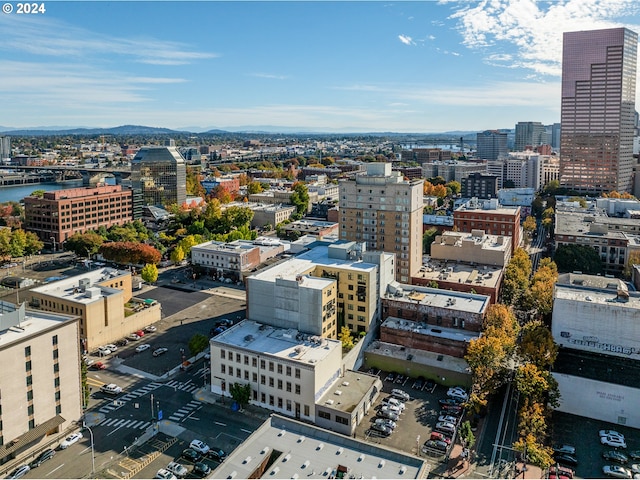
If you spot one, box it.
[342,381,350,386]
[243,456,252,464]
[325,399,334,405]
[278,429,286,437]
[282,454,291,463]
[334,390,342,396]
[297,435,306,443]
[316,443,324,451]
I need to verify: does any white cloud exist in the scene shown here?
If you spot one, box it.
[398,34,416,45]
[447,0,640,77]
[250,73,289,80]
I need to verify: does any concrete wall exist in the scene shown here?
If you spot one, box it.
[380,326,468,358]
[553,373,640,429]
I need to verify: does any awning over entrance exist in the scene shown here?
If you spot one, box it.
[0,415,65,460]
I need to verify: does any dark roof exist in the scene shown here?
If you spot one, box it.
[553,348,640,389]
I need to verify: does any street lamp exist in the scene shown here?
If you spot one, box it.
[83,421,95,476]
[50,237,56,253]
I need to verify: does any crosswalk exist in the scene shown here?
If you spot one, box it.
[97,382,163,414]
[164,380,199,393]
[168,400,202,422]
[96,418,153,430]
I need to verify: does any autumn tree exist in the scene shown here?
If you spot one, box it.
[65,232,104,258]
[518,321,558,369]
[522,216,537,237]
[501,249,532,306]
[141,263,158,284]
[623,251,640,279]
[513,433,554,469]
[24,231,44,256]
[170,245,185,264]
[338,327,354,351]
[446,180,461,196]
[99,242,161,265]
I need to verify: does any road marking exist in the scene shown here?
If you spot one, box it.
[214,421,227,427]
[241,428,252,434]
[80,446,92,455]
[107,425,125,437]
[45,464,65,476]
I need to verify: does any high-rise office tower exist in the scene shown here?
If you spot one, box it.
[339,163,423,283]
[560,27,638,193]
[476,130,509,160]
[131,146,187,208]
[514,122,548,151]
[0,136,10,162]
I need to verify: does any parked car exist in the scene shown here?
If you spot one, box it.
[555,453,578,467]
[191,462,211,477]
[97,346,111,356]
[104,343,118,351]
[166,461,188,478]
[100,383,123,395]
[206,447,228,462]
[439,398,463,407]
[602,435,628,449]
[6,465,30,479]
[376,409,399,421]
[180,448,202,463]
[438,414,458,424]
[373,418,396,430]
[153,347,168,357]
[440,403,464,414]
[435,421,456,435]
[60,432,83,449]
[629,451,640,460]
[189,440,210,455]
[553,444,577,456]
[370,423,392,436]
[603,465,632,479]
[91,361,106,370]
[136,343,151,353]
[603,450,629,465]
[412,378,424,390]
[600,430,625,439]
[391,389,410,402]
[116,338,129,347]
[128,333,141,341]
[384,372,396,382]
[379,404,402,416]
[144,325,157,333]
[549,466,574,479]
[154,469,177,480]
[394,374,406,384]
[447,386,469,401]
[629,464,640,474]
[430,431,452,444]
[83,357,94,366]
[29,449,56,468]
[381,396,405,410]
[422,439,448,452]
[135,330,145,337]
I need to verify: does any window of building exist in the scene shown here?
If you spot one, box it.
[286,400,292,412]
[286,366,291,376]
[236,369,241,378]
[286,382,292,392]
[277,379,283,390]
[269,377,274,387]
[261,393,266,403]
[26,375,32,387]
[25,361,32,372]
[277,364,283,374]
[261,359,266,369]
[252,358,258,367]
[335,415,349,425]
[24,346,31,357]
[261,375,266,385]
[29,419,35,429]
[236,353,241,363]
[221,349,225,359]
[27,390,33,401]
[56,405,62,415]
[295,368,300,379]
[228,366,233,376]
[295,384,301,395]
[304,405,310,416]
[54,377,60,387]
[244,370,249,380]
[253,373,258,382]
[318,411,331,420]
[52,335,58,346]
[53,364,59,373]
[27,405,34,415]
[221,364,226,374]
[278,398,283,409]
[53,349,59,360]
[269,361,274,372]
[244,355,249,365]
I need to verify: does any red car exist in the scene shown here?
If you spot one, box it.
[91,362,106,370]
[430,431,452,444]
[135,330,145,337]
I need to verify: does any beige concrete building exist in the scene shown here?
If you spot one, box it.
[247,242,395,338]
[225,201,297,229]
[430,230,512,267]
[339,163,423,283]
[28,267,161,353]
[0,302,82,467]
[209,320,342,423]
[191,240,261,281]
[249,190,319,213]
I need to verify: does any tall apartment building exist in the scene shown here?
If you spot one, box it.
[0,136,10,163]
[339,163,423,283]
[514,122,548,151]
[0,302,82,466]
[24,185,133,250]
[131,146,187,208]
[476,130,508,161]
[560,27,638,193]
[461,173,498,199]
[422,161,487,184]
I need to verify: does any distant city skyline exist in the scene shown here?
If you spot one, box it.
[1,1,640,133]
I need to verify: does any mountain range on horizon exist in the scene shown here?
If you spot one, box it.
[0,124,484,138]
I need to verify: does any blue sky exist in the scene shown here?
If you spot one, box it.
[1,0,640,133]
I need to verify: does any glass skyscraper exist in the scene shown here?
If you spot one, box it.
[131,146,187,208]
[559,27,638,193]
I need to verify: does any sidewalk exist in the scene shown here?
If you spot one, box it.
[193,387,271,421]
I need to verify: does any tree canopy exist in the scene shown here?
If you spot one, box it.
[554,244,603,274]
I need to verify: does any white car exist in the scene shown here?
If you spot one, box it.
[602,434,628,449]
[105,344,118,351]
[391,389,410,402]
[154,469,177,480]
[381,396,405,411]
[100,383,123,395]
[97,346,111,356]
[145,325,157,333]
[166,462,188,478]
[603,465,632,479]
[630,464,640,475]
[135,344,151,353]
[435,421,457,435]
[189,439,211,455]
[60,432,83,449]
[379,405,402,416]
[600,430,625,439]
[447,387,469,401]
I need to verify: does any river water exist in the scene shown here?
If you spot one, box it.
[0,183,71,204]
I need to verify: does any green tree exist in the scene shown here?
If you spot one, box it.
[29,189,46,198]
[170,245,185,264]
[422,228,439,254]
[247,181,264,194]
[81,360,90,408]
[229,382,252,408]
[458,420,476,448]
[141,263,158,284]
[289,182,309,220]
[187,333,209,356]
[65,232,104,258]
[24,231,44,256]
[9,229,26,258]
[446,180,461,196]
[554,244,603,274]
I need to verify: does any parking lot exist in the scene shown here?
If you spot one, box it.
[354,369,467,467]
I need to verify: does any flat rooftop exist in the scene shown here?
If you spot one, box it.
[556,273,627,291]
[432,231,510,252]
[367,341,471,375]
[251,243,377,282]
[211,320,341,364]
[413,260,502,290]
[0,302,77,348]
[212,414,427,479]
[554,284,640,310]
[386,282,490,314]
[192,240,257,253]
[316,370,381,415]
[383,316,480,343]
[30,267,129,303]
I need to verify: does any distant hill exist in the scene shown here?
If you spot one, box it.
[0,125,186,136]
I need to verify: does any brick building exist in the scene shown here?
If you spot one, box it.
[453,198,521,251]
